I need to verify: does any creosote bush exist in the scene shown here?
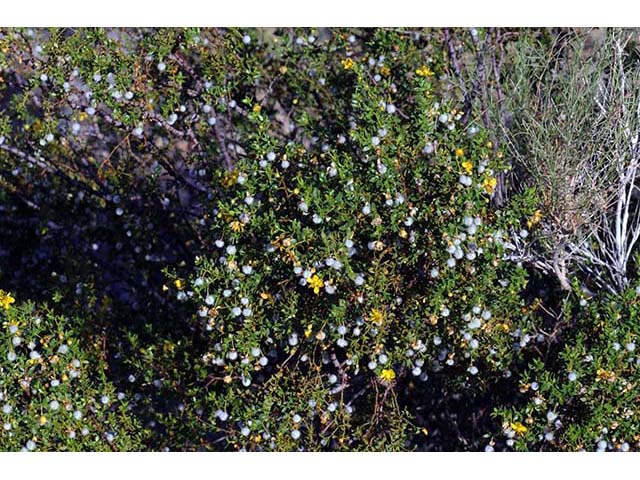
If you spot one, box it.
[495,288,640,452]
[1,296,143,451]
[1,27,640,452]
[180,59,534,449]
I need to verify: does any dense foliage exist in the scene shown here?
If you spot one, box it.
[1,27,638,451]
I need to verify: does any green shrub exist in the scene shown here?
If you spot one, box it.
[175,36,539,450]
[495,287,640,452]
[0,294,143,451]
[1,27,639,452]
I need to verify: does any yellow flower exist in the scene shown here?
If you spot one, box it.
[415,66,435,77]
[461,160,473,174]
[369,308,385,326]
[39,415,47,425]
[597,368,616,382]
[279,65,288,75]
[230,220,245,232]
[304,323,313,338]
[0,290,15,310]
[527,210,543,229]
[483,176,497,194]
[174,279,184,290]
[510,422,528,435]
[307,274,324,294]
[221,170,239,188]
[252,104,262,113]
[341,58,354,70]
[455,148,465,157]
[380,66,390,76]
[379,368,396,382]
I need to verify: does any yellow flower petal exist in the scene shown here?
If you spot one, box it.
[0,290,16,310]
[483,177,497,194]
[379,368,396,382]
[415,66,435,77]
[510,422,528,435]
[369,308,385,325]
[341,58,354,70]
[307,275,324,295]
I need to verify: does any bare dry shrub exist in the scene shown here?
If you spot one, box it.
[501,28,640,293]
